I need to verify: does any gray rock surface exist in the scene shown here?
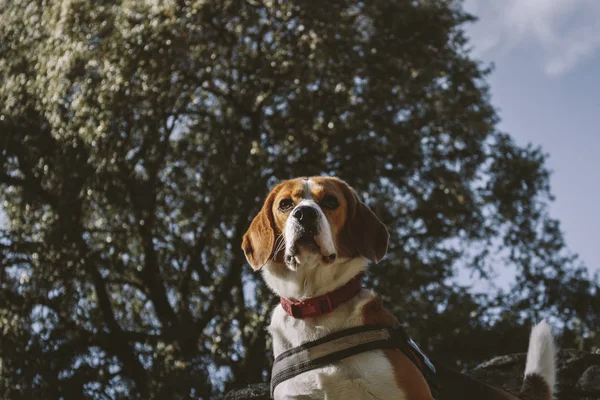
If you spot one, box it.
[225,349,600,399]
[225,383,270,400]
[576,366,600,392]
[465,349,600,400]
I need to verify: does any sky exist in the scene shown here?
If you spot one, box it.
[462,0,600,275]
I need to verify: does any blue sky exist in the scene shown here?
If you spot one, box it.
[463,0,600,274]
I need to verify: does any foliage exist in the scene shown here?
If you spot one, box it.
[0,0,597,398]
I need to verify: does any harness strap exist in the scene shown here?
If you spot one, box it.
[270,324,440,398]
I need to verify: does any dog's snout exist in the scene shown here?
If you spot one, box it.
[292,206,318,224]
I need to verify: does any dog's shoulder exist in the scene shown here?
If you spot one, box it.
[360,295,434,399]
[360,294,399,326]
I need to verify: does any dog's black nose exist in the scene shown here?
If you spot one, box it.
[292,206,318,224]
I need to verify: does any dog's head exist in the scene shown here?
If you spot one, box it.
[242,177,389,273]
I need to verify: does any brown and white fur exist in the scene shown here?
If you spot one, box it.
[242,176,555,400]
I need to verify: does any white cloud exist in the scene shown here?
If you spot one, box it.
[463,0,600,76]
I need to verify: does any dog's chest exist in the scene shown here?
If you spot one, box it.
[268,292,408,399]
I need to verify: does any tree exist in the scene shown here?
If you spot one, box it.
[0,0,597,398]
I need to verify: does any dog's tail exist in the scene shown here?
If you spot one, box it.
[519,321,556,400]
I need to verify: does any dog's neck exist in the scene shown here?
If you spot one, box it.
[261,257,368,301]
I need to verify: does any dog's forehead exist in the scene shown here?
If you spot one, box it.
[272,179,306,200]
[272,177,346,201]
[308,177,346,198]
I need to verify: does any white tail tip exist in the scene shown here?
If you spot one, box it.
[524,320,556,390]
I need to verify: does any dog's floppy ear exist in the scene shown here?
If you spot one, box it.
[340,183,389,263]
[242,186,279,270]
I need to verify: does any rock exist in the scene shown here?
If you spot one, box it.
[576,365,600,392]
[467,349,600,400]
[467,352,527,395]
[225,383,270,400]
[226,349,600,399]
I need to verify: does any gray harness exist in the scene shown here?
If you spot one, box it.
[270,324,440,398]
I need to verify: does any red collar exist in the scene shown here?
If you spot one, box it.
[280,273,365,319]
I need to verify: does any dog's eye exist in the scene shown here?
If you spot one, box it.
[279,198,294,212]
[321,195,339,210]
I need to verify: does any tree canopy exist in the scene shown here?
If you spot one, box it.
[0,0,598,399]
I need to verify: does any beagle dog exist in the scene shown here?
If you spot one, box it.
[242,176,555,400]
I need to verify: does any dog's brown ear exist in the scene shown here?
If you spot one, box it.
[242,187,279,270]
[340,183,389,263]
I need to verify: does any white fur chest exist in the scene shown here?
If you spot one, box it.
[268,290,407,400]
